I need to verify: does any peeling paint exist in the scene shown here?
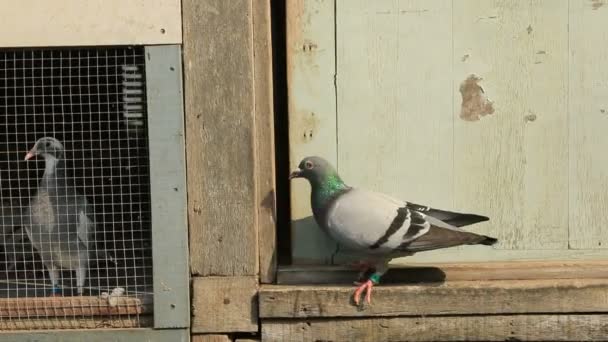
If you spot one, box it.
[537,50,546,55]
[300,112,319,142]
[462,54,470,62]
[527,25,533,34]
[459,75,495,122]
[524,113,537,122]
[591,0,605,10]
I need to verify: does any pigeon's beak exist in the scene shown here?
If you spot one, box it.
[24,150,35,161]
[288,170,302,180]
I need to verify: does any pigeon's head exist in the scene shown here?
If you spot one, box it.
[289,156,339,184]
[25,137,64,161]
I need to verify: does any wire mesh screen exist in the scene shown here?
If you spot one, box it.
[0,47,152,330]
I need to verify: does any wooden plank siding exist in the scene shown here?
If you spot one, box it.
[287,0,341,264]
[288,0,608,264]
[452,0,569,250]
[259,278,608,318]
[262,314,608,342]
[0,0,182,47]
[569,0,608,249]
[253,0,279,284]
[183,0,275,334]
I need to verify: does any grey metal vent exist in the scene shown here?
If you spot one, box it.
[0,47,152,330]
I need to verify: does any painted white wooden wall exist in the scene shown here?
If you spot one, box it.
[0,0,181,47]
[288,0,608,264]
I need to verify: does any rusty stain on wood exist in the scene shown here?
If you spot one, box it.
[459,74,495,121]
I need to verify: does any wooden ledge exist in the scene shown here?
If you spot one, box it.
[259,278,608,318]
[277,260,608,285]
[0,296,143,317]
[262,314,608,342]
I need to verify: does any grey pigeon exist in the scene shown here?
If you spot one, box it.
[23,137,95,295]
[289,156,497,304]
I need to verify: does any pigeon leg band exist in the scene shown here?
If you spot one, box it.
[369,273,381,284]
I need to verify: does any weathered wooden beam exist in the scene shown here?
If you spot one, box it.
[0,296,142,317]
[252,0,277,284]
[191,276,258,333]
[0,315,152,330]
[277,260,608,284]
[191,335,232,342]
[260,278,608,318]
[262,314,608,342]
[183,0,258,277]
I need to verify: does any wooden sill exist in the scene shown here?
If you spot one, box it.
[0,296,143,317]
[276,260,608,285]
[260,278,608,318]
[262,261,608,319]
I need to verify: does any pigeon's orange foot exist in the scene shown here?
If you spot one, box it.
[353,280,374,305]
[353,272,382,305]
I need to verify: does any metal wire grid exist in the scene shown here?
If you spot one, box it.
[0,47,152,329]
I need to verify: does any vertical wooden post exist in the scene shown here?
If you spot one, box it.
[183,0,275,333]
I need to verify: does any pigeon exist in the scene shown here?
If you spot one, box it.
[289,156,497,305]
[23,137,95,296]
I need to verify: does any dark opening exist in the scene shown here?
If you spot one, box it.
[0,47,152,304]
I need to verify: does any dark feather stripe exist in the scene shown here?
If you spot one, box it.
[369,206,410,249]
[408,201,489,227]
[401,211,428,240]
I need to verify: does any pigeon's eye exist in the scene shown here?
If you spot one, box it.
[304,161,314,169]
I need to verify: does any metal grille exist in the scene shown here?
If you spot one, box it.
[0,47,152,330]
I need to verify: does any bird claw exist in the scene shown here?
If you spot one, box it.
[353,280,374,305]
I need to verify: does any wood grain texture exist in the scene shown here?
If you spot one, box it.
[0,0,181,47]
[191,335,232,342]
[337,0,453,208]
[0,296,141,317]
[287,0,340,264]
[0,315,152,330]
[453,0,569,250]
[262,314,608,342]
[0,329,189,342]
[259,278,608,318]
[253,0,278,284]
[569,0,608,249]
[183,0,258,276]
[276,260,608,284]
[191,276,258,333]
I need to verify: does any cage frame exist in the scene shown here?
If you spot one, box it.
[0,44,189,339]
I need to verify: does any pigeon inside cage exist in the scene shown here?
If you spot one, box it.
[0,47,153,308]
